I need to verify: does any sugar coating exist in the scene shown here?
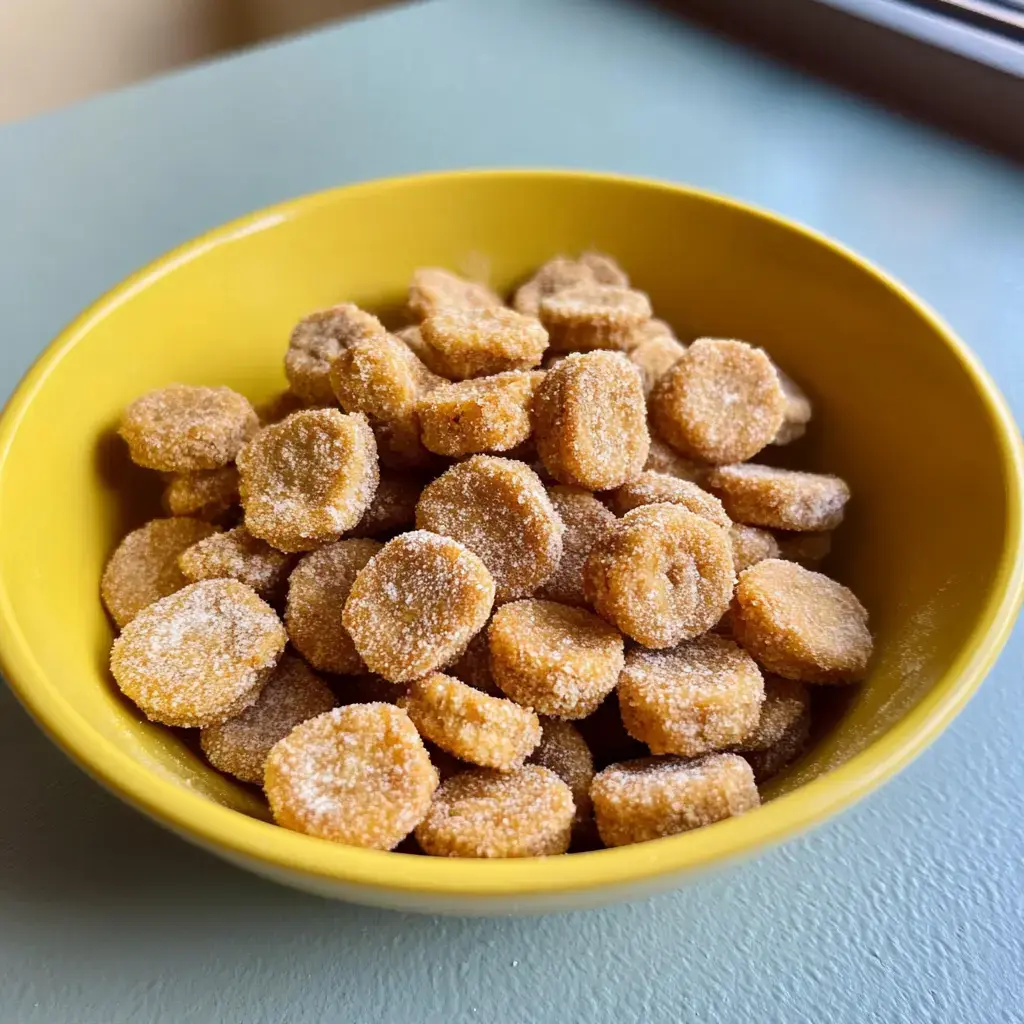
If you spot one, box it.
[528,718,595,822]
[237,408,379,552]
[394,324,438,367]
[420,308,549,380]
[591,753,760,847]
[416,456,564,603]
[776,530,832,569]
[345,471,421,538]
[629,331,688,395]
[735,674,810,752]
[745,711,811,783]
[608,470,731,529]
[622,317,677,351]
[400,672,541,769]
[120,385,259,472]
[163,466,240,521]
[265,703,438,850]
[101,517,220,628]
[617,637,764,756]
[537,486,617,606]
[199,653,336,784]
[488,599,624,719]
[534,351,650,490]
[110,579,286,728]
[178,526,293,598]
[730,523,781,574]
[772,365,813,445]
[408,267,504,321]
[415,765,574,858]
[342,531,495,682]
[540,284,652,353]
[448,629,502,696]
[330,334,442,470]
[650,339,786,465]
[512,252,628,318]
[285,539,383,673]
[584,504,735,648]
[707,463,850,532]
[733,559,872,683]
[417,370,544,456]
[645,426,709,484]
[285,303,388,404]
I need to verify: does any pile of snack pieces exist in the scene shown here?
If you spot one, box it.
[102,252,873,859]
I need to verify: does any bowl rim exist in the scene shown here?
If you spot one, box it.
[1,168,1021,900]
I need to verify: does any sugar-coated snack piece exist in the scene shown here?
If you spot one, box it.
[330,334,442,470]
[629,330,687,395]
[163,466,240,521]
[416,456,563,604]
[622,317,676,351]
[399,672,541,769]
[537,486,617,606]
[772,365,813,445]
[729,523,781,574]
[285,539,383,674]
[591,753,760,847]
[533,351,649,490]
[417,370,544,456]
[237,408,379,553]
[120,385,259,472]
[608,470,730,529]
[745,711,811,783]
[645,425,709,483]
[733,559,872,683]
[178,525,293,598]
[540,284,652,353]
[707,464,850,532]
[110,579,286,728]
[650,339,786,465]
[101,517,221,628]
[342,531,495,682]
[584,504,735,648]
[776,530,832,569]
[736,675,811,752]
[528,718,595,822]
[199,653,336,784]
[617,637,764,756]
[265,704,438,849]
[578,251,630,286]
[415,765,574,858]
[407,267,504,321]
[512,252,629,318]
[285,303,388,404]
[488,599,624,719]
[345,471,421,538]
[447,629,502,696]
[419,308,548,380]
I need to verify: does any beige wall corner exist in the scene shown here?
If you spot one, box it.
[0,0,388,124]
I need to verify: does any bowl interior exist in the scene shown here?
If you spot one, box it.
[0,171,1019,901]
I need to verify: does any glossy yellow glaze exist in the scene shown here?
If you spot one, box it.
[0,170,1020,913]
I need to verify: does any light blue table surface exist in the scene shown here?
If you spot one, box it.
[2,1,1022,1021]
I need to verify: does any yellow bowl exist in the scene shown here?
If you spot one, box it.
[0,170,1021,914]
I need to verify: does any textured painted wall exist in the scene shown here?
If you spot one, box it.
[1,2,1022,1020]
